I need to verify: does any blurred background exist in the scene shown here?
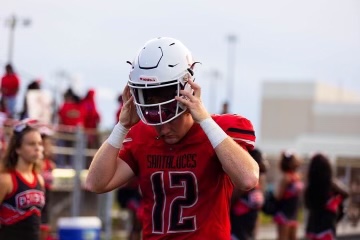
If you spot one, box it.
[1,0,360,132]
[1,0,360,239]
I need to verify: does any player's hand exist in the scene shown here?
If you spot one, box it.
[119,85,140,129]
[175,78,211,123]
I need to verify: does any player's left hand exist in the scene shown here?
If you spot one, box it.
[175,78,211,123]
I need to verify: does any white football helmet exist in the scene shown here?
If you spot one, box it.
[128,37,195,125]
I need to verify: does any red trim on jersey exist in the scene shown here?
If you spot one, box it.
[306,230,334,240]
[326,195,343,213]
[273,212,298,227]
[0,206,41,225]
[212,114,256,150]
[15,170,37,188]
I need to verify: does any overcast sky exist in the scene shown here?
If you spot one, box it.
[1,0,359,135]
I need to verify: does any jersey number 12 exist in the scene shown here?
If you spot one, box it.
[151,171,198,233]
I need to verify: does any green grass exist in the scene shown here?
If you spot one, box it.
[259,212,274,225]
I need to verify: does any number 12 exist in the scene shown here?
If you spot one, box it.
[151,171,199,233]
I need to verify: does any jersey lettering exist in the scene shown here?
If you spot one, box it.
[151,171,198,234]
[147,154,197,169]
[16,190,45,209]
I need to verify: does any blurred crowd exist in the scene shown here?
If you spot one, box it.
[0,63,105,166]
[0,64,101,125]
[0,63,113,240]
[230,149,357,240]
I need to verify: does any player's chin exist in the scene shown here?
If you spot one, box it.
[163,136,180,145]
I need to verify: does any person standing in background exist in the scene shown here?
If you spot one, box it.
[221,101,229,114]
[273,151,303,240]
[81,89,101,167]
[304,153,349,240]
[58,88,84,128]
[20,79,41,120]
[81,89,100,148]
[0,64,20,118]
[230,148,269,240]
[57,88,85,167]
[0,118,45,240]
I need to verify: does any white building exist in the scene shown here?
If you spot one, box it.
[258,81,360,181]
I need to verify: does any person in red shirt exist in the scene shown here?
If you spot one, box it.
[82,89,100,129]
[81,89,101,167]
[57,88,85,167]
[85,37,260,239]
[81,89,100,148]
[0,64,20,118]
[58,88,85,127]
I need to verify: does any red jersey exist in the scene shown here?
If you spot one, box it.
[58,102,85,127]
[119,114,255,239]
[82,103,100,129]
[1,73,20,97]
[81,90,100,129]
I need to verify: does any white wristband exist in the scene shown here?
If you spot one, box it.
[199,118,228,148]
[107,123,129,148]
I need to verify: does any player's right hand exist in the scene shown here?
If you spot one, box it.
[119,85,140,129]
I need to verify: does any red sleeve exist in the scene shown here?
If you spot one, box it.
[118,130,139,175]
[214,114,256,150]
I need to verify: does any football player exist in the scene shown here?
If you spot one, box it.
[86,37,259,239]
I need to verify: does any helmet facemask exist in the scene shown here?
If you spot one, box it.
[129,73,192,125]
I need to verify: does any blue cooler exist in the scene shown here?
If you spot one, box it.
[57,217,101,240]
